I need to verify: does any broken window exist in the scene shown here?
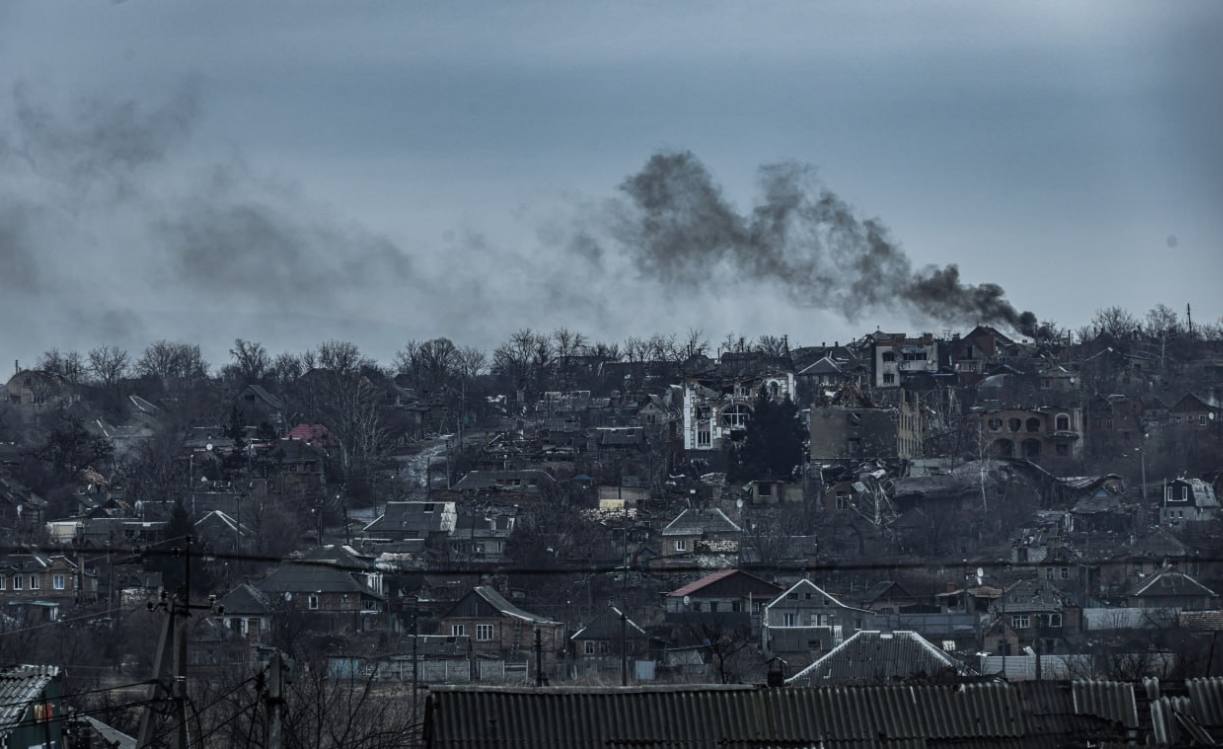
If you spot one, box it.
[882,352,896,362]
[1008,418,1022,432]
[848,413,862,427]
[1026,418,1041,433]
[987,418,1003,431]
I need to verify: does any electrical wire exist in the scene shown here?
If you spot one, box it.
[1,541,1214,579]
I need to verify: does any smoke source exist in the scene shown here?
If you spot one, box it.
[608,150,1038,337]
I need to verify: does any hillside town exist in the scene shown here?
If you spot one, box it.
[2,305,1223,747]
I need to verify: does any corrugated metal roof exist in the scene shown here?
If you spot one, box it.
[425,683,1029,748]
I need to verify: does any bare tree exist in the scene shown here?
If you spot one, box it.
[36,348,87,384]
[394,338,460,395]
[681,327,709,359]
[271,351,305,385]
[1091,306,1140,342]
[136,340,210,386]
[756,335,789,358]
[87,345,131,388]
[317,339,373,376]
[228,339,271,384]
[551,327,588,358]
[1144,303,1180,369]
[493,328,549,396]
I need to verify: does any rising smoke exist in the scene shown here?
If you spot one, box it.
[607,151,1038,337]
[0,82,419,356]
[0,84,1038,365]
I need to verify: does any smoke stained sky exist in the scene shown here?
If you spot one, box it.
[1,1,1221,367]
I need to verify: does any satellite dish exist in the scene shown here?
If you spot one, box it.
[284,592,292,601]
[206,443,213,452]
[975,567,984,586]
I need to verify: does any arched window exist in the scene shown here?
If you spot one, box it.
[1055,414,1070,431]
[1008,418,1022,432]
[987,418,1003,431]
[1026,418,1042,433]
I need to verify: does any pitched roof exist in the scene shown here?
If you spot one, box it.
[217,583,272,615]
[570,606,647,640]
[0,665,60,741]
[363,501,456,534]
[468,586,559,625]
[666,569,780,599]
[1129,566,1217,598]
[764,578,860,613]
[787,630,968,686]
[661,508,741,536]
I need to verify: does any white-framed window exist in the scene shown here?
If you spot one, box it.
[675,539,686,552]
[1055,414,1070,431]
[30,575,39,590]
[722,405,751,428]
[783,613,798,626]
[882,373,895,385]
[1060,568,1070,580]
[53,574,65,590]
[476,624,494,642]
[696,425,711,447]
[1011,614,1030,629]
[835,492,850,511]
[307,594,319,610]
[451,624,466,637]
[584,640,595,656]
[1045,613,1063,627]
[1045,568,1054,580]
[13,576,22,590]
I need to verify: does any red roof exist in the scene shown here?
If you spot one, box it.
[667,569,739,598]
[286,424,334,445]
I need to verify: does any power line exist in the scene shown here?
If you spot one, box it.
[3,541,1219,580]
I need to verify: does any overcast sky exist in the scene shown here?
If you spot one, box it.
[2,1,1220,369]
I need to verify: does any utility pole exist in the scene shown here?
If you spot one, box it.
[266,651,285,749]
[137,536,208,749]
[619,606,628,687]
[410,597,420,734]
[534,628,545,687]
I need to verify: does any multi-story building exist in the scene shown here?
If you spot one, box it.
[681,370,795,453]
[871,332,940,388]
[980,406,1084,461]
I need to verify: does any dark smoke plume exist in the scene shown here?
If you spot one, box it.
[610,151,1038,336]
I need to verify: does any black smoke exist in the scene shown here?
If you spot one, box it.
[609,150,1038,337]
